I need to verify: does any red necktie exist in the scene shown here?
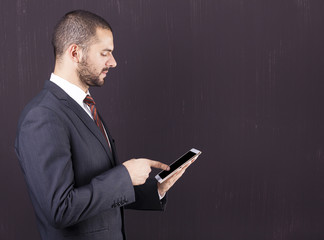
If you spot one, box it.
[84,95,111,150]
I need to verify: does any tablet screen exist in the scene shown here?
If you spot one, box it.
[158,151,196,179]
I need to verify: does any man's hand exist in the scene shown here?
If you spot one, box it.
[123,158,170,186]
[157,156,197,197]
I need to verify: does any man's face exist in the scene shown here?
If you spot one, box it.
[77,28,117,87]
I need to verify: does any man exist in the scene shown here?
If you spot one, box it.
[15,10,193,240]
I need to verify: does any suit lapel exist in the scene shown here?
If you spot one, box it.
[100,116,119,166]
[44,81,115,166]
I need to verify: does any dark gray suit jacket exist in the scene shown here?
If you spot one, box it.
[15,81,165,240]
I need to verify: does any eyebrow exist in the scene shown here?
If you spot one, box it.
[102,48,113,52]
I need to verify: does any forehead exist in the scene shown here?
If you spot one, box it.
[91,28,114,50]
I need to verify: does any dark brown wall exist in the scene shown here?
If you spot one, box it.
[1,0,324,239]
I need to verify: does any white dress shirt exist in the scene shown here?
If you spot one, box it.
[50,73,93,119]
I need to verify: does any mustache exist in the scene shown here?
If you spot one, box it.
[102,68,109,72]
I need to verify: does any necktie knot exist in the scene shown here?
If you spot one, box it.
[84,95,96,106]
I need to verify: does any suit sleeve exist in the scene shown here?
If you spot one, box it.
[124,178,167,211]
[15,106,136,229]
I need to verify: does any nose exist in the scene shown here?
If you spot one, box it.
[106,54,117,68]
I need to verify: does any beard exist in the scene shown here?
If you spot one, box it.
[77,57,108,87]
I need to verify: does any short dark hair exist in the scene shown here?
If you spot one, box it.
[52,10,112,59]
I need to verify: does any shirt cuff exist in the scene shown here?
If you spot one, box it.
[158,191,166,200]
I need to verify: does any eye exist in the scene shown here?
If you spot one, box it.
[101,53,107,57]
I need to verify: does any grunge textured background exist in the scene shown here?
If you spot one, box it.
[1,0,324,239]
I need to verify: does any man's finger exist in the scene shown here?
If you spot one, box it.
[165,168,185,184]
[148,160,170,171]
[181,158,195,169]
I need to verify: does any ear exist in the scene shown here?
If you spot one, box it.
[67,44,83,63]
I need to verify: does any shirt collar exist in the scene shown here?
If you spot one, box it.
[50,73,90,107]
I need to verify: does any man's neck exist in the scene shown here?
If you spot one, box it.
[53,67,89,93]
